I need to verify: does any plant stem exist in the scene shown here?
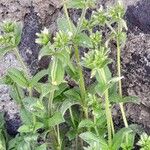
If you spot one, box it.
[14,83,23,107]
[93,115,99,136]
[14,48,33,96]
[74,45,88,118]
[75,136,78,150]
[56,125,61,150]
[116,36,128,128]
[62,0,73,32]
[14,48,29,77]
[69,107,76,128]
[69,107,79,150]
[62,2,88,118]
[99,69,112,145]
[110,113,115,136]
[107,22,129,128]
[62,1,87,103]
[74,8,87,36]
[48,90,54,117]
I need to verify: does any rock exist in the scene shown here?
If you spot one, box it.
[18,6,42,75]
[126,0,150,33]
[5,113,21,136]
[121,0,150,131]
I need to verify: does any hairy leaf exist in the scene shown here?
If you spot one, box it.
[8,68,29,88]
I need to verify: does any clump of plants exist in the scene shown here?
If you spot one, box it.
[0,0,149,149]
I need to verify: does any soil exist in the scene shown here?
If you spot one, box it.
[0,0,149,137]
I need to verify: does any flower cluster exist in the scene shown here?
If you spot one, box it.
[82,47,111,71]
[35,27,50,46]
[137,133,150,150]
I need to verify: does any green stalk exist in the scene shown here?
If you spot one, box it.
[99,69,112,145]
[62,0,73,32]
[14,48,29,77]
[106,22,128,128]
[48,90,55,117]
[116,36,128,128]
[62,2,88,118]
[74,45,88,119]
[69,107,76,128]
[14,83,23,107]
[69,107,79,150]
[14,48,32,96]
[56,125,61,150]
[93,115,99,136]
[110,113,115,136]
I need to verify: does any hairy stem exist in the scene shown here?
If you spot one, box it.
[99,69,112,145]
[62,2,88,118]
[62,0,73,32]
[69,107,76,128]
[116,36,128,128]
[74,45,88,119]
[48,90,54,117]
[56,125,61,150]
[14,48,32,96]
[107,22,128,128]
[14,48,29,77]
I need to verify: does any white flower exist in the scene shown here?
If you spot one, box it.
[42,27,49,35]
[68,31,73,37]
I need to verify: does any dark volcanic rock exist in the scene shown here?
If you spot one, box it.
[18,6,42,75]
[119,0,150,131]
[5,113,21,136]
[126,0,150,33]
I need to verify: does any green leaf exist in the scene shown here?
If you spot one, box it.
[123,96,139,104]
[95,82,107,96]
[10,84,24,104]
[41,83,57,97]
[20,108,33,125]
[79,132,108,149]
[14,23,22,46]
[38,43,54,60]
[112,127,132,150]
[54,83,68,98]
[36,144,47,150]
[0,129,6,150]
[109,94,122,104]
[29,69,48,87]
[57,16,76,33]
[67,129,78,141]
[65,66,79,83]
[110,94,139,104]
[33,122,44,132]
[121,132,135,150]
[8,68,29,88]
[66,0,86,9]
[48,112,65,127]
[23,97,45,118]
[0,46,13,59]
[51,58,65,85]
[18,125,31,133]
[75,33,93,48]
[78,119,94,129]
[60,99,79,116]
[108,76,123,84]
[17,141,31,150]
[64,87,81,100]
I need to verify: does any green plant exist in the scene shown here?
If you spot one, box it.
[0,0,145,150]
[137,133,150,150]
[0,113,7,150]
